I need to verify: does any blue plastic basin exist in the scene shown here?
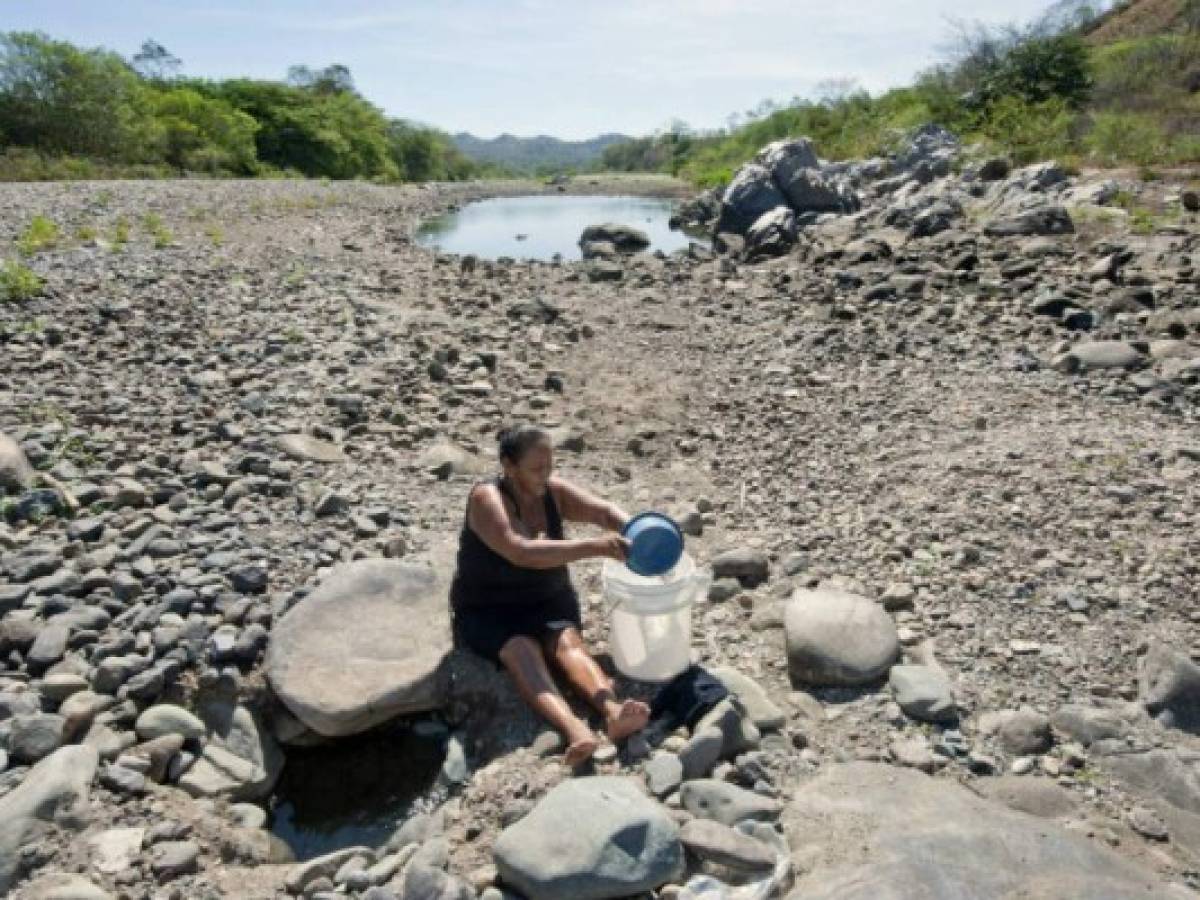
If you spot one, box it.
[621,512,684,576]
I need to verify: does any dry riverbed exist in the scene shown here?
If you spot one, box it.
[1,160,1200,899]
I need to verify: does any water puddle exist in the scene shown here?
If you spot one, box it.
[416,194,699,261]
[268,721,448,861]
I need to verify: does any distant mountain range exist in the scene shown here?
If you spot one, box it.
[450,132,631,172]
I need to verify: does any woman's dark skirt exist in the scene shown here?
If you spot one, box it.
[451,590,582,666]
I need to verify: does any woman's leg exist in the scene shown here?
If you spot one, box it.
[498,634,599,766]
[544,627,649,741]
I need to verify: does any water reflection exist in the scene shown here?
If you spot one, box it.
[417,194,698,261]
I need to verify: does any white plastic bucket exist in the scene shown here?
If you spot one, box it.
[602,553,711,683]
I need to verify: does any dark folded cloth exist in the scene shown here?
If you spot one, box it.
[650,664,730,730]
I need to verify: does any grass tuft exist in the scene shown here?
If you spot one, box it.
[0,259,45,302]
[17,216,60,255]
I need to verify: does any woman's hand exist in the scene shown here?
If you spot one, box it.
[589,532,631,561]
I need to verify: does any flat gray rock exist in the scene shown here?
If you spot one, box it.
[710,667,786,731]
[980,708,1053,755]
[417,441,489,481]
[785,588,899,687]
[644,751,683,798]
[267,560,451,737]
[783,762,1183,899]
[21,872,114,899]
[0,745,98,893]
[178,700,282,800]
[135,704,207,742]
[710,548,769,587]
[1052,704,1134,746]
[1053,340,1147,374]
[9,712,67,763]
[679,780,783,826]
[983,205,1074,237]
[493,776,683,900]
[1095,747,1200,817]
[276,434,347,464]
[679,818,776,872]
[888,665,956,723]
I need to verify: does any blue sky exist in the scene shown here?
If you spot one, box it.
[8,1,1061,139]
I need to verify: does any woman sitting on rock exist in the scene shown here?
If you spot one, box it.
[449,423,649,766]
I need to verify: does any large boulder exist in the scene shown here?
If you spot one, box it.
[1140,642,1200,733]
[755,138,819,188]
[785,588,899,687]
[1,431,36,494]
[493,776,683,900]
[775,167,856,214]
[266,560,451,737]
[0,745,98,893]
[744,206,798,260]
[782,762,1187,899]
[716,164,787,235]
[578,223,650,255]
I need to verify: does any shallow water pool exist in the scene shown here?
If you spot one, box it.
[416,194,698,261]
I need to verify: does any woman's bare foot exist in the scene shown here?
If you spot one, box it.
[564,731,600,767]
[605,698,650,742]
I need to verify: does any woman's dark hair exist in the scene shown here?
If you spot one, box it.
[498,423,551,463]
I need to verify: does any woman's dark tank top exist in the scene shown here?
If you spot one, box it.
[449,477,576,608]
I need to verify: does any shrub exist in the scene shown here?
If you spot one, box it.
[141,212,173,248]
[110,216,130,250]
[0,258,44,301]
[1085,112,1170,166]
[17,215,60,254]
[976,96,1075,164]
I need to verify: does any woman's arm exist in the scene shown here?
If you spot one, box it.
[550,476,630,532]
[468,483,625,569]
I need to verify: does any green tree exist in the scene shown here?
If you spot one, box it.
[147,86,258,172]
[200,77,396,178]
[981,33,1093,107]
[387,120,476,181]
[0,31,147,158]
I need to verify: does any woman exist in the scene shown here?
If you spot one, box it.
[449,424,650,766]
